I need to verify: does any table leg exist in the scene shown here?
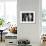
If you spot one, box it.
[1,32,2,42]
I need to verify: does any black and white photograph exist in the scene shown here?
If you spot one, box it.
[20,11,35,23]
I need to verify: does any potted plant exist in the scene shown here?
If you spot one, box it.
[0,18,5,27]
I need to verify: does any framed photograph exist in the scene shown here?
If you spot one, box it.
[20,11,35,23]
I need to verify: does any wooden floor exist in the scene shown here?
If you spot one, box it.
[0,41,5,46]
[0,41,45,46]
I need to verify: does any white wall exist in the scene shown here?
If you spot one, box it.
[17,0,42,44]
